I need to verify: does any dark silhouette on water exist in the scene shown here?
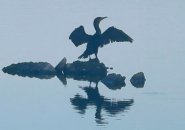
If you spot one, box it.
[2,62,56,79]
[63,59,107,84]
[101,73,126,90]
[70,84,134,124]
[130,72,146,88]
[2,58,145,88]
[69,17,133,59]
[2,58,107,81]
[2,59,145,124]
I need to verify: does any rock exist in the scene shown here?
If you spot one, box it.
[130,72,146,88]
[56,73,67,85]
[101,73,126,90]
[2,62,56,79]
[2,58,108,83]
[63,59,107,82]
[55,57,67,73]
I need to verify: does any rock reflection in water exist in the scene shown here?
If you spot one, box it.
[70,85,134,124]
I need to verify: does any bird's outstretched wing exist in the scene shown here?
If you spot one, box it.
[101,26,133,47]
[69,26,91,47]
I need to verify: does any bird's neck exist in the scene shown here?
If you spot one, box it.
[94,22,101,35]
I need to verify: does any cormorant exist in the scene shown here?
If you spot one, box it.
[69,17,133,59]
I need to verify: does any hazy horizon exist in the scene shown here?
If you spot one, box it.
[1,0,185,130]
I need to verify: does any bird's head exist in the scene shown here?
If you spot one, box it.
[94,17,107,24]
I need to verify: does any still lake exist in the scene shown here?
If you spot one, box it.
[0,0,185,130]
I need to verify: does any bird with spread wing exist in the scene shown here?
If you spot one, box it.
[69,17,133,59]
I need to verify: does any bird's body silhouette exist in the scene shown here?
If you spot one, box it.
[69,17,133,59]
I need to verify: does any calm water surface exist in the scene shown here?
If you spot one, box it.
[0,0,185,130]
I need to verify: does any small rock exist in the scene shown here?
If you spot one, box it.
[2,62,56,79]
[101,73,126,90]
[130,72,146,88]
[55,57,67,73]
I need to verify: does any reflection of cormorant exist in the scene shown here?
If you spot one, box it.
[70,85,134,124]
[69,17,133,59]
